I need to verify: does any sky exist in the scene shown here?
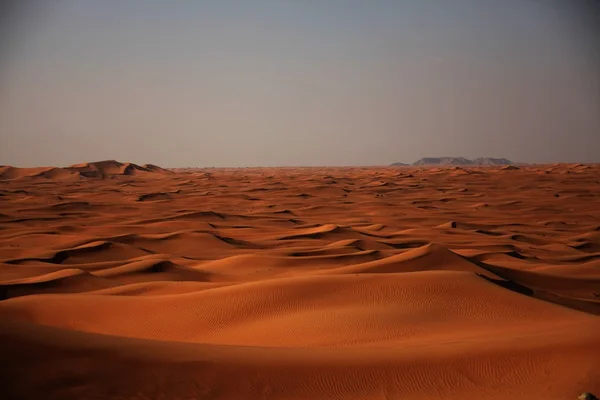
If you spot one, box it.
[1,0,599,167]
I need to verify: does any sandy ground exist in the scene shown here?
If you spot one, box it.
[1,161,599,399]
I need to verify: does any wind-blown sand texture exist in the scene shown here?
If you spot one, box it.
[1,162,599,399]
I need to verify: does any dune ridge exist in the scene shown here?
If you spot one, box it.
[0,160,170,181]
[1,163,599,399]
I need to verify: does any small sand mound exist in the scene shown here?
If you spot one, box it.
[137,192,172,202]
[69,160,152,178]
[436,221,483,230]
[49,201,92,210]
[93,259,212,282]
[9,241,152,265]
[468,202,490,209]
[275,224,346,240]
[0,166,59,180]
[326,243,501,278]
[29,167,81,180]
[0,269,113,299]
[142,164,170,173]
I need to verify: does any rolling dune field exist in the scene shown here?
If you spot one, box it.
[1,161,599,399]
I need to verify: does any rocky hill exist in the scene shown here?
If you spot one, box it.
[471,157,514,166]
[412,157,473,166]
[390,157,514,166]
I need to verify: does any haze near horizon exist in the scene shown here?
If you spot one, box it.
[1,0,599,167]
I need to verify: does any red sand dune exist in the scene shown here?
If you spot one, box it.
[0,160,170,181]
[1,162,599,399]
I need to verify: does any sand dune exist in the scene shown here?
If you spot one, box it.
[1,162,599,399]
[0,160,170,181]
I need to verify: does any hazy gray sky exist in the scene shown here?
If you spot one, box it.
[1,0,599,167]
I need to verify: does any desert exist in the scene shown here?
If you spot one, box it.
[0,160,598,399]
[3,0,599,397]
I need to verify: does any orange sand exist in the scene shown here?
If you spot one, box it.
[1,161,599,399]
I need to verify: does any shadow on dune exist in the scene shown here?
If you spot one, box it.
[471,257,600,316]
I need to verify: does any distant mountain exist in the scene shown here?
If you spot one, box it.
[471,157,514,166]
[390,162,409,166]
[389,157,514,167]
[412,157,474,166]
